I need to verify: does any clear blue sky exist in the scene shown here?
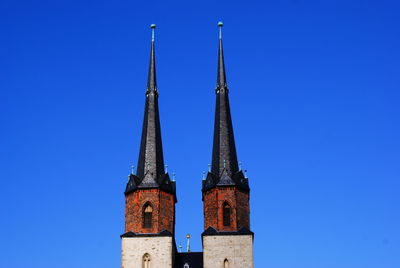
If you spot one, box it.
[1,0,399,267]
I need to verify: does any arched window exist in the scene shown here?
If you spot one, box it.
[143,253,151,268]
[223,203,231,227]
[183,263,189,268]
[224,259,229,268]
[143,203,153,229]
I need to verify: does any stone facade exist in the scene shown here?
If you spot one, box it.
[203,234,253,268]
[125,188,175,234]
[121,236,174,268]
[203,186,250,231]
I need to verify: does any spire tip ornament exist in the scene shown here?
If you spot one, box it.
[150,24,156,41]
[218,21,223,39]
[186,234,191,252]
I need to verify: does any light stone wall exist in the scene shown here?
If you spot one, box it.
[203,235,253,268]
[121,236,173,268]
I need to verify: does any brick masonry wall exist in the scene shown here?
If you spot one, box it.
[236,189,250,229]
[159,191,175,234]
[125,189,175,234]
[203,186,250,231]
[203,188,218,230]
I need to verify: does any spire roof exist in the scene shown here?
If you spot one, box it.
[217,22,227,88]
[203,22,249,192]
[146,24,157,93]
[126,24,175,196]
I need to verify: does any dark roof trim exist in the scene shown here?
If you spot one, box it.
[202,170,250,192]
[125,173,177,203]
[175,252,203,268]
[201,226,254,237]
[120,229,173,238]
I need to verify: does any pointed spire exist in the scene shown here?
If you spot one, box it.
[125,24,176,198]
[147,24,157,93]
[136,24,165,184]
[217,21,227,89]
[211,22,239,179]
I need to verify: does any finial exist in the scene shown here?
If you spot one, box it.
[131,164,135,175]
[178,243,182,253]
[165,164,168,173]
[150,24,156,41]
[202,171,206,180]
[208,163,211,172]
[239,162,242,171]
[186,234,191,252]
[244,169,248,179]
[172,172,176,182]
[218,21,223,39]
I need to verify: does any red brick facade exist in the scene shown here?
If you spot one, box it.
[125,188,175,234]
[202,186,250,231]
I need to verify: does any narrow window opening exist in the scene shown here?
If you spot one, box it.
[143,253,151,268]
[224,259,229,268]
[143,204,153,229]
[223,203,231,227]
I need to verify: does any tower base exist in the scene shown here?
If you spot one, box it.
[121,231,174,268]
[202,228,254,268]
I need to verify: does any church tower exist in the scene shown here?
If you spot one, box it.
[121,24,177,268]
[202,22,254,268]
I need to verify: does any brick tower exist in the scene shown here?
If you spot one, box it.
[121,24,177,268]
[202,22,254,268]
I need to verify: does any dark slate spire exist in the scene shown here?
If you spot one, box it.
[203,22,249,192]
[217,21,227,89]
[211,22,238,178]
[126,24,175,196]
[146,24,157,93]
